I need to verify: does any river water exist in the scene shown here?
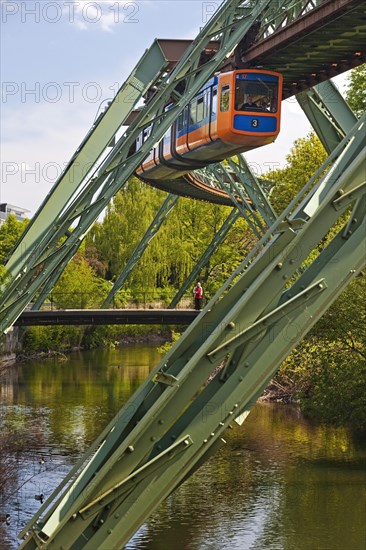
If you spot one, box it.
[0,346,365,550]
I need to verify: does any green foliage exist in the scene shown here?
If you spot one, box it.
[51,252,110,309]
[266,132,327,213]
[0,214,29,263]
[22,325,85,353]
[277,277,366,431]
[345,64,366,118]
[157,330,182,354]
[88,177,253,294]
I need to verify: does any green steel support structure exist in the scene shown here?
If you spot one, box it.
[101,194,179,309]
[19,114,365,549]
[297,79,358,153]
[1,0,275,334]
[169,155,278,308]
[4,41,171,280]
[0,0,363,546]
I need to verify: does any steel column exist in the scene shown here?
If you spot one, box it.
[297,78,358,153]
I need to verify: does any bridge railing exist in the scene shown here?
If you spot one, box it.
[32,291,201,311]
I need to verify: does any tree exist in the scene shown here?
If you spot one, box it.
[345,64,366,118]
[0,214,29,264]
[266,132,327,213]
[51,252,108,309]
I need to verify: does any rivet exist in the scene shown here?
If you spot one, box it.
[203,439,208,443]
[276,262,283,270]
[127,445,134,453]
[210,432,215,437]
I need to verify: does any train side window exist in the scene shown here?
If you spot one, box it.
[177,106,188,132]
[190,100,198,125]
[196,96,204,122]
[211,88,218,117]
[136,132,142,150]
[143,126,151,142]
[220,85,230,112]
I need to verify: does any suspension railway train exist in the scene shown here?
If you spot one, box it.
[136,69,283,181]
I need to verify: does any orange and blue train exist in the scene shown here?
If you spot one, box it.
[136,69,283,181]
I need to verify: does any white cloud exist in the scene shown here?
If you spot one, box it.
[63,0,141,33]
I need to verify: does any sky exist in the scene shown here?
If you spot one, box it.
[0,0,350,217]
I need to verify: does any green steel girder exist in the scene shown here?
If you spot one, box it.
[101,194,179,308]
[297,79,358,153]
[227,156,278,224]
[168,154,277,309]
[4,41,171,279]
[1,0,276,334]
[168,207,241,309]
[209,165,266,237]
[18,114,366,550]
[259,0,325,38]
[191,156,277,227]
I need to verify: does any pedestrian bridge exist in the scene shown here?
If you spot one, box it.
[15,308,199,326]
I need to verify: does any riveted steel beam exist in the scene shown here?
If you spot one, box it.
[297,79,358,153]
[19,113,365,550]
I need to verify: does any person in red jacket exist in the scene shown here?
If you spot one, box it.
[193,282,203,310]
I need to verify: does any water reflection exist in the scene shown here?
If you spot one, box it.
[1,348,365,550]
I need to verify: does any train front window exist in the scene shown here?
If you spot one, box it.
[235,74,279,113]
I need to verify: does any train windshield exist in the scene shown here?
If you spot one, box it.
[235,73,279,113]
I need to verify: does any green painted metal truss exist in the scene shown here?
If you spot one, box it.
[0,0,364,547]
[1,0,277,334]
[19,113,365,549]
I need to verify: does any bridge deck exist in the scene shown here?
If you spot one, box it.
[15,309,200,326]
